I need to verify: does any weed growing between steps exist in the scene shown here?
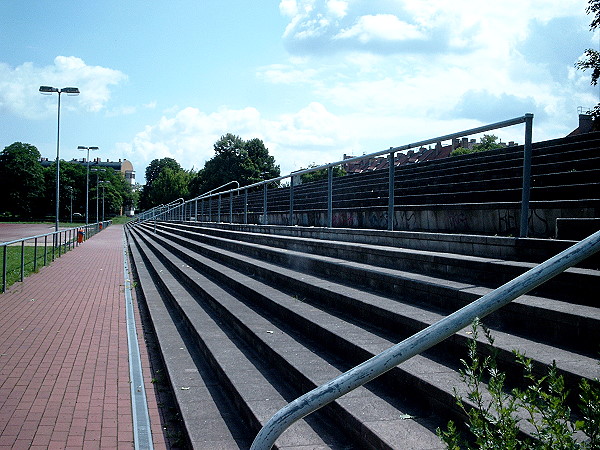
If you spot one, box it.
[437,319,600,449]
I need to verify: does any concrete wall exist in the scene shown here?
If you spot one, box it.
[252,200,599,238]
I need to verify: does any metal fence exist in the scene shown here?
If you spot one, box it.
[0,220,112,293]
[137,114,534,237]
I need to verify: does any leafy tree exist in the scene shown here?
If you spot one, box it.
[140,157,185,210]
[451,134,503,157]
[299,163,346,184]
[147,167,192,206]
[192,134,280,195]
[0,142,45,218]
[145,157,182,187]
[576,0,600,127]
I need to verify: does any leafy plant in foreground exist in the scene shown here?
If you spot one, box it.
[437,319,600,449]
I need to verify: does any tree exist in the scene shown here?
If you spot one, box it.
[299,163,346,184]
[140,157,185,210]
[0,142,45,218]
[576,0,600,127]
[140,157,193,210]
[450,134,503,157]
[147,167,192,206]
[145,157,182,186]
[192,134,280,195]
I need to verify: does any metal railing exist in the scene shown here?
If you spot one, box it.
[0,220,112,293]
[135,198,184,223]
[142,114,534,236]
[250,228,600,449]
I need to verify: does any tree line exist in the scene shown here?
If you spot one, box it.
[0,142,135,222]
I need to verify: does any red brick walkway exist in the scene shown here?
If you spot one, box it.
[0,225,160,449]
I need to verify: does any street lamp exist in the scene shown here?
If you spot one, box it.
[99,180,111,223]
[66,186,73,223]
[77,146,99,226]
[39,86,80,232]
[91,168,105,225]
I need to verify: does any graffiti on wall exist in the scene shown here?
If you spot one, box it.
[446,211,471,232]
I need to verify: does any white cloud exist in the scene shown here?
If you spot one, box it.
[0,56,126,119]
[119,103,357,180]
[336,14,425,43]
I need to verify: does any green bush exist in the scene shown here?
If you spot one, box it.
[437,319,600,449]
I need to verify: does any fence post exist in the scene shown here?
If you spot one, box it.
[33,238,38,272]
[218,194,222,223]
[2,246,6,293]
[388,150,395,231]
[230,191,233,223]
[244,189,248,224]
[263,184,268,225]
[327,167,333,228]
[20,241,25,282]
[520,113,534,238]
[289,177,295,226]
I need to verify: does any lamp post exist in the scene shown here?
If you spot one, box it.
[77,146,99,226]
[91,168,105,226]
[66,186,73,223]
[39,86,80,233]
[99,180,111,223]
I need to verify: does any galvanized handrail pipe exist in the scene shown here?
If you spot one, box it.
[176,114,533,233]
[250,229,600,449]
[0,221,110,293]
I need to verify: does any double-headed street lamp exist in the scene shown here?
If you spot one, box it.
[99,180,111,223]
[39,86,80,233]
[77,146,99,226]
[91,168,105,225]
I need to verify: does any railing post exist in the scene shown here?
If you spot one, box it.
[388,150,395,231]
[289,177,295,226]
[20,241,25,282]
[520,113,534,238]
[209,197,212,222]
[263,183,268,225]
[44,235,48,266]
[327,166,333,228]
[33,238,38,272]
[195,199,198,222]
[244,189,248,224]
[230,191,233,223]
[2,246,6,293]
[218,194,222,223]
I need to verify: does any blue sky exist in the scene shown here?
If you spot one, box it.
[1,0,597,183]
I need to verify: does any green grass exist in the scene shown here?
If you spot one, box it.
[2,246,47,290]
[0,240,78,291]
[110,215,134,225]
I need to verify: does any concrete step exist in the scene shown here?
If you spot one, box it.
[127,221,598,447]
[128,226,445,449]
[135,223,598,388]
[158,222,599,306]
[128,228,348,449]
[142,222,599,356]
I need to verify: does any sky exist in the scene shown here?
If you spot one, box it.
[1,0,598,184]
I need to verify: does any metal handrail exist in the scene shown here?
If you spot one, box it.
[250,229,600,449]
[135,198,184,223]
[1,221,111,293]
[168,114,534,235]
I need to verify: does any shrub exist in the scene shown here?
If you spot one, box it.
[437,319,600,449]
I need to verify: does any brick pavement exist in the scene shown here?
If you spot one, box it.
[0,224,166,449]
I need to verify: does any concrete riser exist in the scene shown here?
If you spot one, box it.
[126,221,599,448]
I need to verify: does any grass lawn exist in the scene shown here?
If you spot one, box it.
[1,245,52,290]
